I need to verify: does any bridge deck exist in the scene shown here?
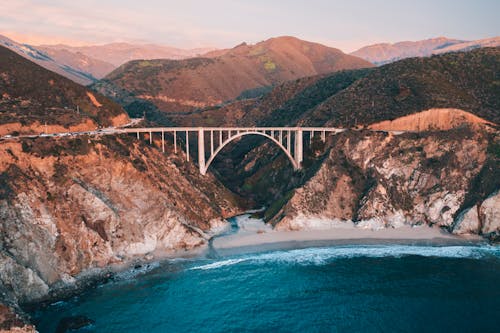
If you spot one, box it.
[118,127,347,133]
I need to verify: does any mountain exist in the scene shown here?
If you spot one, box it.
[0,34,216,85]
[39,43,216,67]
[168,69,373,127]
[36,46,115,79]
[168,47,500,129]
[0,34,110,85]
[351,36,499,65]
[303,47,500,127]
[433,37,500,54]
[98,36,373,114]
[0,45,129,135]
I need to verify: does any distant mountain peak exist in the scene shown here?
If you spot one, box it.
[99,36,373,115]
[351,36,498,65]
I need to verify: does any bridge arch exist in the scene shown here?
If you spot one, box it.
[201,131,298,175]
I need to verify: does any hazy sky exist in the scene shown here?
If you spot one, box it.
[1,0,499,52]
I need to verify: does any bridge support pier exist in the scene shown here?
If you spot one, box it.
[294,129,303,169]
[198,129,206,175]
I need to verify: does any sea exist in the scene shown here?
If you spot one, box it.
[30,215,500,333]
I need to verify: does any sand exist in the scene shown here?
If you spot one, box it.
[212,215,484,254]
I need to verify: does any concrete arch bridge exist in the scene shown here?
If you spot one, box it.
[120,127,347,175]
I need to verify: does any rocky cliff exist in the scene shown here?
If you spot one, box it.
[271,127,499,242]
[0,133,242,309]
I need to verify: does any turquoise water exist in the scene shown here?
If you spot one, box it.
[31,244,500,333]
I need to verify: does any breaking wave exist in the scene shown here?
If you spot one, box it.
[190,245,500,270]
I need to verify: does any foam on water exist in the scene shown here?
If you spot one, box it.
[191,245,500,270]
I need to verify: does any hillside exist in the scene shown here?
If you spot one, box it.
[368,108,494,131]
[40,43,215,67]
[169,68,372,127]
[0,34,109,85]
[169,48,500,129]
[0,45,243,316]
[36,46,115,79]
[99,36,373,114]
[0,45,129,136]
[302,47,500,127]
[351,36,500,65]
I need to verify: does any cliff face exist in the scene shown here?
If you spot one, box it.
[271,127,500,241]
[0,135,241,305]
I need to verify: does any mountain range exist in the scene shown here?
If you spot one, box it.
[0,34,214,85]
[97,36,373,113]
[38,42,215,67]
[2,33,498,87]
[351,36,500,65]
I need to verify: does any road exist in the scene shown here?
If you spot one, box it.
[0,118,144,141]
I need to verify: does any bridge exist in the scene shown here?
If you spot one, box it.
[2,126,404,175]
[119,127,347,175]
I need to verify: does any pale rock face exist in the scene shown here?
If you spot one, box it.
[452,206,480,235]
[480,191,500,237]
[274,130,494,237]
[207,218,231,236]
[0,137,241,305]
[425,191,464,227]
[276,213,354,231]
[356,218,386,230]
[0,254,49,303]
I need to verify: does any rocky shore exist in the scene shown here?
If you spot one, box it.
[0,134,243,320]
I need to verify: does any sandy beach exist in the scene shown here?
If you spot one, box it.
[212,214,484,255]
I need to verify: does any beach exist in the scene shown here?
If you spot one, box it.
[212,214,485,255]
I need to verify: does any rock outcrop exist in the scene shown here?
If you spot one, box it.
[0,135,242,306]
[453,191,500,239]
[270,128,499,241]
[368,108,494,131]
[0,304,35,333]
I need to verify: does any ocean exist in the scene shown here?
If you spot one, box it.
[31,242,500,333]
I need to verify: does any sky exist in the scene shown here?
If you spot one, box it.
[1,0,499,52]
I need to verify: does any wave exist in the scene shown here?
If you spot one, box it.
[190,258,248,270]
[190,245,500,270]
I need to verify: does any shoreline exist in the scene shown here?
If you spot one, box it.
[23,215,489,313]
[212,236,486,257]
[212,214,485,254]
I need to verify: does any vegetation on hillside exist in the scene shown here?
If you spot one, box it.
[303,47,500,126]
[0,46,126,129]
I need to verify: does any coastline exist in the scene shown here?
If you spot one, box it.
[211,214,486,256]
[23,214,488,312]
